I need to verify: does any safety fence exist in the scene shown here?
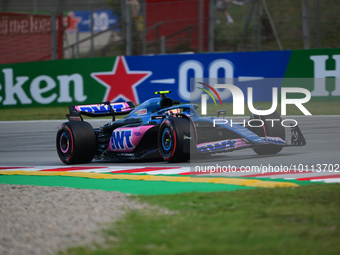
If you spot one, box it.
[0,12,63,64]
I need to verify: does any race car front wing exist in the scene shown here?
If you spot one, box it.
[196,125,306,154]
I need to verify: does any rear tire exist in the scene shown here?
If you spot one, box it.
[158,117,191,163]
[56,121,97,164]
[249,111,285,155]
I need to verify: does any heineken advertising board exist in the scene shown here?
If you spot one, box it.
[0,48,339,108]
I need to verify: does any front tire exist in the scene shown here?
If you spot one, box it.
[249,111,285,155]
[158,117,191,163]
[56,121,97,164]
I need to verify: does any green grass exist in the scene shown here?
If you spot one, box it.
[0,100,338,121]
[0,106,69,121]
[63,183,340,255]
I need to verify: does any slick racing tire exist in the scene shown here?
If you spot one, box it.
[56,121,97,164]
[249,111,285,155]
[158,117,191,163]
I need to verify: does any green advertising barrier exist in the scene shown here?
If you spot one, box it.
[282,48,340,101]
[0,48,339,109]
[0,57,118,108]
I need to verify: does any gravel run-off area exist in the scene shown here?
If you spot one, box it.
[0,184,148,255]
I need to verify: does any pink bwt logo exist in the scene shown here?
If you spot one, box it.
[199,83,312,116]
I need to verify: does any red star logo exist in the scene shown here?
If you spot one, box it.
[91,56,152,104]
[66,12,81,33]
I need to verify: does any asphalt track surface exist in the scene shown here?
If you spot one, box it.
[0,116,339,171]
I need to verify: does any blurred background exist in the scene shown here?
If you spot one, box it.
[1,0,339,64]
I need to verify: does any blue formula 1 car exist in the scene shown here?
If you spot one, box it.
[56,91,306,164]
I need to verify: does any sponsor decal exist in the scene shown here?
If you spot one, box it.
[291,129,299,142]
[135,108,147,115]
[65,12,81,33]
[264,137,286,145]
[197,139,238,153]
[65,10,119,33]
[165,109,180,116]
[242,138,249,143]
[120,153,134,156]
[77,102,125,113]
[183,135,192,140]
[1,49,339,108]
[0,69,86,106]
[0,14,51,35]
[68,116,82,122]
[110,129,135,150]
[308,55,340,97]
[91,56,152,104]
[108,126,153,152]
[134,131,142,136]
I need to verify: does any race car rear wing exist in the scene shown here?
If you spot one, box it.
[66,101,135,122]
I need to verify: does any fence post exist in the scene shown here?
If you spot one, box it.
[198,0,203,53]
[302,0,310,49]
[76,30,79,58]
[257,0,261,51]
[209,0,214,52]
[90,4,94,58]
[142,1,146,55]
[316,0,320,48]
[121,0,126,36]
[33,0,38,13]
[161,36,165,54]
[240,0,256,51]
[251,4,256,43]
[51,11,57,60]
[126,2,132,56]
[261,0,282,50]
